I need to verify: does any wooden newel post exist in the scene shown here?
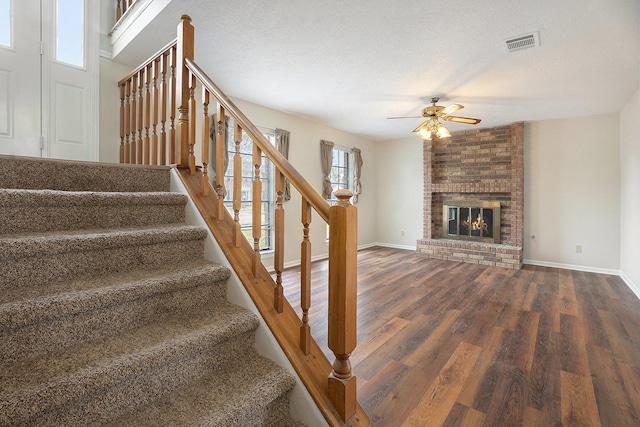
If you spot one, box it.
[175,15,194,167]
[327,189,357,422]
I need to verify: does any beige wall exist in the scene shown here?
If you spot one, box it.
[99,57,132,163]
[374,136,423,248]
[620,89,640,291]
[523,114,621,271]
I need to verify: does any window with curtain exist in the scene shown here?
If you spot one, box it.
[220,122,276,251]
[328,145,353,205]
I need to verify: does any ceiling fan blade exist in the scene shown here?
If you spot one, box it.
[443,115,482,125]
[387,116,423,120]
[439,103,464,116]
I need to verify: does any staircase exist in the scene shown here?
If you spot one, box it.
[0,156,304,426]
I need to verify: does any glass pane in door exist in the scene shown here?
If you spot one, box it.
[56,0,84,67]
[0,0,10,48]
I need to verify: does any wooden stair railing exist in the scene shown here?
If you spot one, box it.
[116,0,139,21]
[116,15,369,426]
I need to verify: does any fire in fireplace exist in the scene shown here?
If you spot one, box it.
[443,201,501,243]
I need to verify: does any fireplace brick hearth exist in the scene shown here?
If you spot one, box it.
[417,122,524,268]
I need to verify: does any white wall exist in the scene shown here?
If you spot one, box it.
[524,114,621,272]
[224,98,378,268]
[374,136,424,249]
[620,89,640,291]
[99,57,133,163]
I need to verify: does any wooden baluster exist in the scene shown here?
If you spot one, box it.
[116,0,122,20]
[169,45,177,164]
[137,68,144,164]
[124,80,131,163]
[201,87,209,195]
[176,15,194,167]
[233,123,242,247]
[159,52,168,165]
[300,198,312,355]
[151,60,158,165]
[327,189,358,422]
[252,143,262,277]
[273,170,285,313]
[188,72,196,174]
[130,74,137,163]
[215,105,226,219]
[144,64,151,165]
[119,83,125,163]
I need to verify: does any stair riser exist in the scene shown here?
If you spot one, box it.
[0,239,206,291]
[0,278,228,364]
[0,204,186,234]
[7,330,257,427]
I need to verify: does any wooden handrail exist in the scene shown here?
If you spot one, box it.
[116,14,365,425]
[185,58,330,223]
[118,39,177,87]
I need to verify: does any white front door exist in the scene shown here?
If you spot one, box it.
[0,0,98,161]
[0,0,42,157]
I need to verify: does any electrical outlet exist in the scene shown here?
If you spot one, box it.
[575,244,582,253]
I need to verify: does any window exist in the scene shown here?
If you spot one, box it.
[56,0,84,67]
[0,0,10,48]
[328,146,352,204]
[223,125,275,251]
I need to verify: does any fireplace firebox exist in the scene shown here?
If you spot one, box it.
[443,201,501,243]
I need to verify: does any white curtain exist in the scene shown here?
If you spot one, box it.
[320,140,334,199]
[352,147,363,203]
[210,114,230,196]
[275,128,291,201]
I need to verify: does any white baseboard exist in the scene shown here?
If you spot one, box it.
[370,242,417,251]
[620,271,640,302]
[523,259,620,276]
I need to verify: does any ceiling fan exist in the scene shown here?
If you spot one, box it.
[388,97,481,140]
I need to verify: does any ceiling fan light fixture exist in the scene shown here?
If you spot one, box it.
[436,122,451,138]
[414,118,450,141]
[416,128,432,140]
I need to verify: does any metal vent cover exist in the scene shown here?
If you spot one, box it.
[505,32,539,52]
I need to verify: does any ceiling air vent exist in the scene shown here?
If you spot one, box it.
[505,32,539,52]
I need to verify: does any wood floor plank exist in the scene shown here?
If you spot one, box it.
[280,247,640,426]
[559,313,591,376]
[523,405,559,427]
[560,370,601,427]
[350,316,410,365]
[483,363,529,426]
[559,269,580,317]
[402,309,461,367]
[587,344,639,426]
[404,341,482,427]
[528,314,561,423]
[457,326,504,408]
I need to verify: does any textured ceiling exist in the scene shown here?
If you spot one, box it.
[112,0,639,141]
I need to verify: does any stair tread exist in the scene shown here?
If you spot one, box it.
[0,259,230,322]
[0,188,187,206]
[109,351,300,427]
[0,223,207,259]
[0,301,259,394]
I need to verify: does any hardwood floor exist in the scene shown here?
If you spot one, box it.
[280,246,640,426]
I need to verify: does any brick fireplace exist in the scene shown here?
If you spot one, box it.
[417,122,524,269]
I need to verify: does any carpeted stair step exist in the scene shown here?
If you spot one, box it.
[0,155,171,192]
[0,189,188,234]
[0,304,261,427]
[0,260,230,364]
[109,351,303,427]
[0,224,208,290]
